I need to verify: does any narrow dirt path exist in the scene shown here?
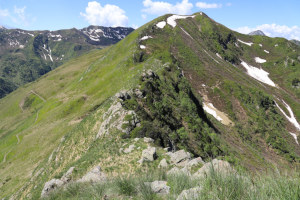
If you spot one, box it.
[16,134,20,144]
[34,110,40,123]
[2,150,11,163]
[30,90,46,102]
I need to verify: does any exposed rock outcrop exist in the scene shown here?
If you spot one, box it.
[143,137,154,143]
[41,179,64,198]
[158,158,168,168]
[123,144,135,153]
[176,186,202,200]
[61,167,75,183]
[77,166,106,183]
[167,150,191,165]
[193,159,234,177]
[138,146,157,163]
[149,181,170,194]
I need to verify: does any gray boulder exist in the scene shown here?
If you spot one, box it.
[169,150,191,165]
[41,179,64,197]
[77,166,106,183]
[176,186,202,200]
[61,167,75,183]
[150,181,170,194]
[116,91,131,101]
[142,147,157,162]
[186,157,204,168]
[158,158,168,168]
[193,159,233,177]
[134,89,144,98]
[143,137,154,143]
[123,144,135,153]
[167,167,190,176]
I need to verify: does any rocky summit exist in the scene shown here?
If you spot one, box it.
[0,11,299,200]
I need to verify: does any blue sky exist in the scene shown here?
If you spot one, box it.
[0,0,299,40]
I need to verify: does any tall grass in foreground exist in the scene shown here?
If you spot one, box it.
[44,169,300,200]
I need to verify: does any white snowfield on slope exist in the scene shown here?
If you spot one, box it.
[203,103,223,121]
[255,57,266,63]
[156,14,195,29]
[238,39,253,46]
[241,61,275,87]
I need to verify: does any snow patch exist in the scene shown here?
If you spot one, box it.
[180,27,193,40]
[204,50,219,64]
[19,45,24,49]
[259,44,262,47]
[167,15,195,28]
[216,53,222,59]
[275,100,300,131]
[203,103,223,122]
[156,21,166,29]
[48,47,53,62]
[289,132,299,145]
[275,44,278,47]
[264,50,269,54]
[237,39,253,46]
[240,61,276,87]
[255,57,266,63]
[140,35,153,41]
[140,45,146,49]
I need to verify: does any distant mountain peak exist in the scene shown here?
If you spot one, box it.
[248,30,266,36]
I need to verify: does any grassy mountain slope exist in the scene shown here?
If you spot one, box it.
[0,12,299,199]
[0,26,134,98]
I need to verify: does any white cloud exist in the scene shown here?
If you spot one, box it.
[13,6,27,24]
[0,9,10,17]
[80,1,128,27]
[142,0,193,15]
[132,24,139,29]
[236,24,300,40]
[141,14,147,19]
[196,2,222,9]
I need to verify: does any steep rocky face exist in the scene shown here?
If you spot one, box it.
[248,30,266,36]
[0,26,134,98]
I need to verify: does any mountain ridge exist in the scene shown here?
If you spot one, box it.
[0,12,299,199]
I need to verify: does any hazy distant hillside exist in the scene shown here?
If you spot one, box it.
[0,26,134,98]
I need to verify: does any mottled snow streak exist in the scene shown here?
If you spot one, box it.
[203,50,219,64]
[264,50,269,54]
[255,57,266,63]
[180,27,193,40]
[167,15,195,28]
[216,53,222,59]
[238,39,253,46]
[275,100,300,131]
[289,132,299,145]
[240,61,275,87]
[140,45,146,49]
[156,21,166,29]
[140,36,153,40]
[203,103,222,121]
